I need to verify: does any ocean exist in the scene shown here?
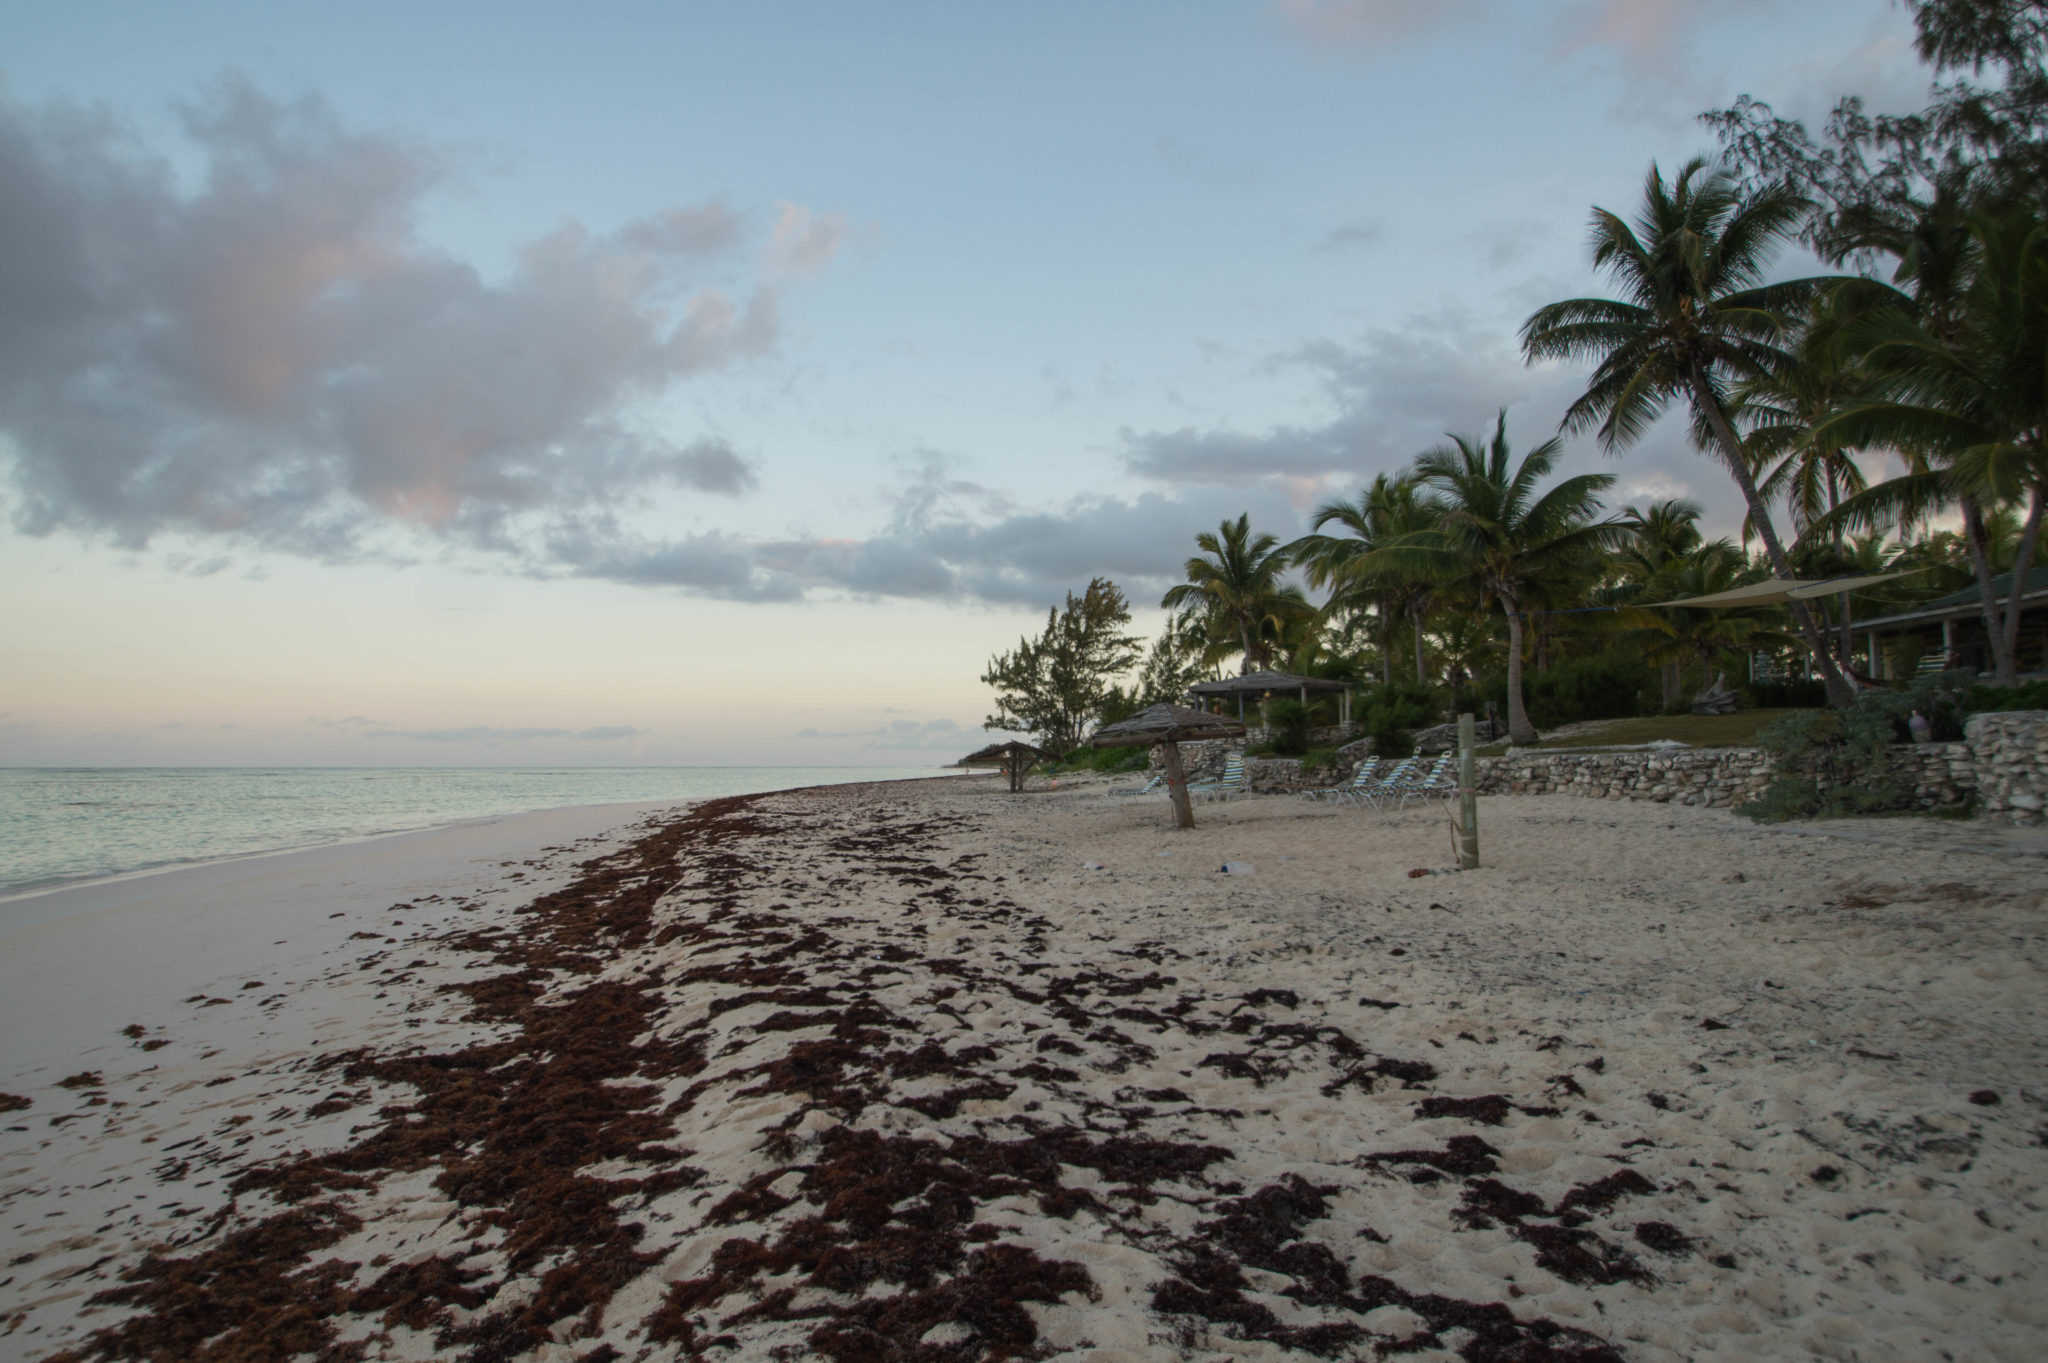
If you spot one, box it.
[0,766,951,898]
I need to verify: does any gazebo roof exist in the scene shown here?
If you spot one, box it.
[1187,670,1349,697]
[958,740,1051,767]
[1088,703,1245,748]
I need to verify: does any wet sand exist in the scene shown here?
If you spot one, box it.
[3,777,2043,1361]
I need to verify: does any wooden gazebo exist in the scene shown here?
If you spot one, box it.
[958,740,1053,793]
[1089,703,1245,829]
[1187,670,1352,725]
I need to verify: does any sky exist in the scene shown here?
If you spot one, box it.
[0,0,1933,766]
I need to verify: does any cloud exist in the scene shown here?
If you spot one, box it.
[1120,311,1581,486]
[1121,308,1759,535]
[316,717,638,742]
[1270,0,1485,53]
[0,76,827,564]
[795,717,965,751]
[766,201,850,280]
[1314,218,1385,253]
[1545,0,1775,123]
[364,726,574,742]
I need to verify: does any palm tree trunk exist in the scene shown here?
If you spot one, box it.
[1959,495,2015,685]
[1831,482,1853,665]
[1503,601,1536,745]
[1412,613,1425,683]
[1997,482,2045,683]
[1688,373,1855,706]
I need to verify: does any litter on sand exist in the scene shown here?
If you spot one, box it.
[1218,862,1255,875]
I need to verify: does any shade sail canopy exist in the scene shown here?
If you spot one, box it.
[958,741,1051,767]
[1088,703,1245,747]
[1647,571,1916,610]
[1187,670,1350,697]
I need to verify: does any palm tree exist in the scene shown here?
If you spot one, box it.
[1734,291,1876,664]
[1161,514,1310,674]
[1287,474,1441,685]
[1614,499,1705,586]
[1365,412,1628,745]
[1814,206,2048,685]
[1621,541,1794,702]
[1520,158,1858,705]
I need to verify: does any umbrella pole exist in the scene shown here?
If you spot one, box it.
[1161,740,1195,829]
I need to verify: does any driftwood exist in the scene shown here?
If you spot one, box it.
[1691,671,1737,716]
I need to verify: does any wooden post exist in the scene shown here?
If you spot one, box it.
[1456,712,1479,870]
[1160,739,1196,829]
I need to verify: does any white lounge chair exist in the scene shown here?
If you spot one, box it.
[1303,758,1377,802]
[1350,757,1417,811]
[1395,754,1457,809]
[1108,771,1166,798]
[1190,753,1247,802]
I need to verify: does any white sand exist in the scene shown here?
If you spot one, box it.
[3,780,2043,1362]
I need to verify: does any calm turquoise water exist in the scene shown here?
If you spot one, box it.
[0,767,948,897]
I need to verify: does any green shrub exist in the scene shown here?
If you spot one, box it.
[1265,698,1313,756]
[1480,653,1655,729]
[1961,679,2048,716]
[1740,671,1972,821]
[1354,680,1435,760]
[1741,706,1906,821]
[1058,743,1148,773]
[1370,724,1416,759]
[1745,678,1829,709]
[1300,747,1350,776]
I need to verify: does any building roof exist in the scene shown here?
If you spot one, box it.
[1859,566,2048,630]
[1186,670,1350,697]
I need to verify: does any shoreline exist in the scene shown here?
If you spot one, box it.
[0,766,960,907]
[4,776,2041,1361]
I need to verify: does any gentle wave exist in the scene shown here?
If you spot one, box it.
[0,766,949,897]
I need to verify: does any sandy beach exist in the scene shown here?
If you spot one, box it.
[4,777,2044,1362]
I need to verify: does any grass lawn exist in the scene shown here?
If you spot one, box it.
[1474,708,1813,755]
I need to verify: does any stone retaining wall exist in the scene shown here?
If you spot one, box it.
[1472,747,1774,808]
[1965,710,2048,826]
[1470,742,1978,811]
[1140,711,2043,821]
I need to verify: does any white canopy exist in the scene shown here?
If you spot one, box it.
[1648,571,1914,609]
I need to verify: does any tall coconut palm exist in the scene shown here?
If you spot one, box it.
[1734,291,1877,664]
[1365,412,1629,745]
[1621,541,1794,701]
[1814,206,2048,685]
[1161,514,1310,674]
[1287,474,1441,685]
[1520,158,1857,705]
[1614,499,1705,586]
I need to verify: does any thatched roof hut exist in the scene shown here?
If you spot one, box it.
[957,740,1052,793]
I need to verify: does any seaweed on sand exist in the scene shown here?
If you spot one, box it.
[48,796,772,1363]
[1149,1174,1627,1362]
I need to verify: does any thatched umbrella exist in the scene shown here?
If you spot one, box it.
[1089,703,1244,829]
[958,740,1053,793]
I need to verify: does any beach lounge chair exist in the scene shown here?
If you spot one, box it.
[1108,771,1166,798]
[1348,757,1416,811]
[1395,754,1456,808]
[1190,754,1247,802]
[1302,758,1377,802]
